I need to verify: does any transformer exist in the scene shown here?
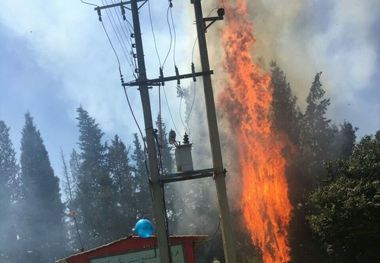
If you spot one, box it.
[175,143,194,172]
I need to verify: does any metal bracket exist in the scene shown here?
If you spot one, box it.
[123,70,213,87]
[160,168,214,184]
[203,8,225,31]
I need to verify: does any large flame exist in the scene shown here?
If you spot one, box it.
[218,1,292,262]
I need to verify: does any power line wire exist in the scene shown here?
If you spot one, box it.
[162,6,173,69]
[96,4,144,148]
[169,7,177,66]
[148,0,162,67]
[102,0,136,77]
[162,85,181,137]
[109,0,139,72]
[186,8,219,130]
[80,0,98,7]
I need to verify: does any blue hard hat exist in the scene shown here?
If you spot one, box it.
[134,219,154,238]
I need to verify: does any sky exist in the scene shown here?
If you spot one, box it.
[0,0,379,189]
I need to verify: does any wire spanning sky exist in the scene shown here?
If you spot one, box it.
[0,0,379,185]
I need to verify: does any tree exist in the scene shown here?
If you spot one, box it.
[270,65,327,262]
[270,61,302,145]
[107,135,135,235]
[61,150,84,252]
[131,133,152,219]
[155,115,178,228]
[307,131,380,262]
[300,72,334,183]
[19,113,66,262]
[0,121,19,262]
[74,107,118,247]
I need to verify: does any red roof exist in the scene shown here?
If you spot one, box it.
[57,235,207,263]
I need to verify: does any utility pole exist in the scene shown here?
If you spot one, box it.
[130,0,172,262]
[94,1,235,262]
[192,0,237,262]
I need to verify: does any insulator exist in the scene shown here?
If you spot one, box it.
[175,66,180,85]
[191,63,196,82]
[159,67,165,86]
[97,9,102,22]
[121,5,126,21]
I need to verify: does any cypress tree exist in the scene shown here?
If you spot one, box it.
[107,135,135,236]
[131,133,152,219]
[270,62,301,144]
[0,121,19,262]
[75,107,117,247]
[19,113,66,262]
[155,115,178,226]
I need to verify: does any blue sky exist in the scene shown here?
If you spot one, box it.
[0,0,194,180]
[0,0,379,186]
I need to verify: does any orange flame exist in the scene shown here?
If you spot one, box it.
[218,1,292,262]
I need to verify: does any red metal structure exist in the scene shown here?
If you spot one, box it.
[57,235,206,263]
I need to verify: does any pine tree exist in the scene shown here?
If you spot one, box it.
[107,135,135,236]
[75,107,118,247]
[270,62,302,144]
[131,133,152,219]
[331,122,357,159]
[155,115,179,227]
[19,113,66,262]
[61,150,84,252]
[0,121,19,262]
[300,72,334,184]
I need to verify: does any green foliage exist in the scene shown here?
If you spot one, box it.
[74,107,119,247]
[270,65,359,262]
[0,121,19,262]
[19,113,66,262]
[307,131,380,262]
[131,133,152,219]
[270,61,302,144]
[107,135,136,234]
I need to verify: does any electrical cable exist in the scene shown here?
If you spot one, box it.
[186,7,219,131]
[100,20,121,68]
[178,96,187,133]
[148,0,162,67]
[102,0,137,78]
[169,7,177,66]
[80,0,154,227]
[122,87,146,148]
[98,5,144,148]
[162,6,173,69]
[110,0,137,68]
[80,0,98,7]
[162,85,181,138]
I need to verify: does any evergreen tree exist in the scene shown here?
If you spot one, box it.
[155,115,174,175]
[61,150,84,252]
[270,62,302,144]
[307,130,380,262]
[131,133,152,219]
[19,113,66,262]
[107,135,135,236]
[75,107,118,247]
[301,72,333,183]
[0,121,19,262]
[331,122,357,160]
[155,115,178,227]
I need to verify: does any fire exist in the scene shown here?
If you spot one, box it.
[218,1,292,262]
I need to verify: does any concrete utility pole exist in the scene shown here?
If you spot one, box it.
[94,1,235,262]
[192,0,237,262]
[130,0,172,262]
